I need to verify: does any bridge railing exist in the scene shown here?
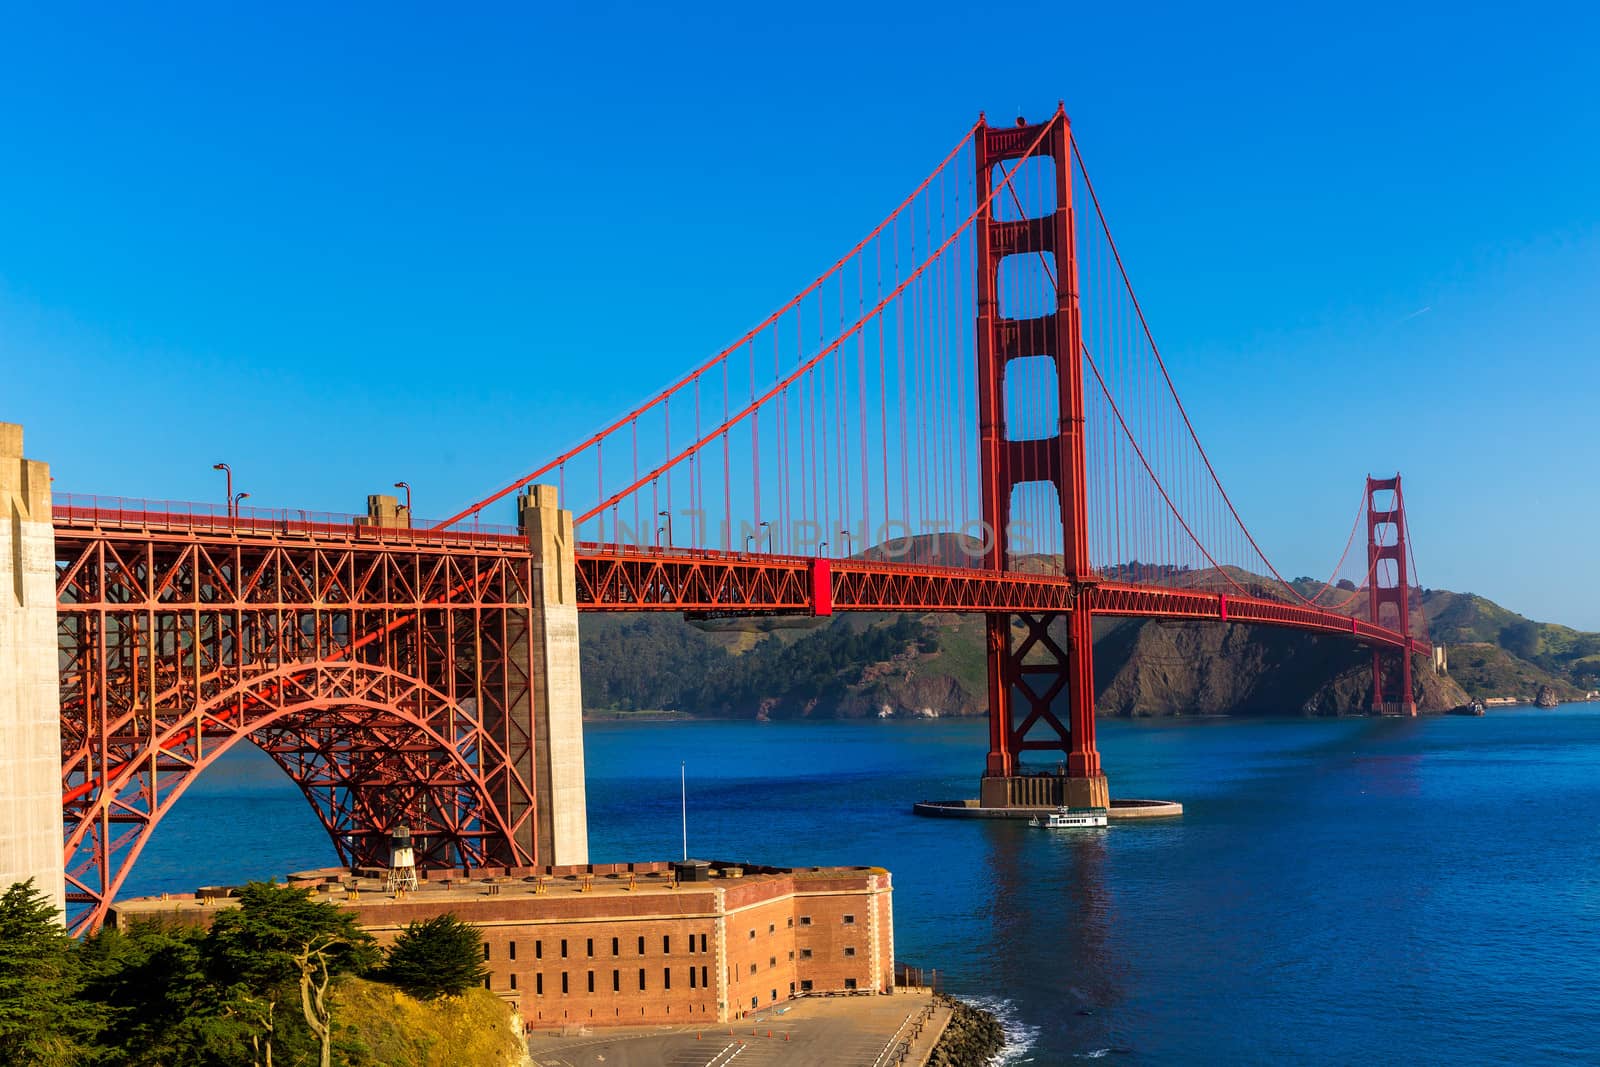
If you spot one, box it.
[51,493,526,548]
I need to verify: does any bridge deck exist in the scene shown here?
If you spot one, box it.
[50,508,1421,653]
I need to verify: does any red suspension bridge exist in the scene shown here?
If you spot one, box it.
[22,106,1430,932]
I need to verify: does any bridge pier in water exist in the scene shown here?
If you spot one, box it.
[0,423,66,915]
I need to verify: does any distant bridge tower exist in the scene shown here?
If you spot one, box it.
[974,107,1109,809]
[1367,475,1417,715]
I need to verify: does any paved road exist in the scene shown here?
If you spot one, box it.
[527,990,948,1067]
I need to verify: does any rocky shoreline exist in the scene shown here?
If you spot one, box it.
[926,995,1006,1066]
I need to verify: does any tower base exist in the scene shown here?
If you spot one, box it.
[979,773,1110,810]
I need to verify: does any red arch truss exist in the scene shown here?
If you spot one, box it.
[54,523,543,934]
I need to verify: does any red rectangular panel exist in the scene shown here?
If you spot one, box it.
[810,558,833,616]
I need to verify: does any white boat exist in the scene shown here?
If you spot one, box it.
[1028,806,1108,829]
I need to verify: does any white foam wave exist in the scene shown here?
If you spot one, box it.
[960,995,1040,1065]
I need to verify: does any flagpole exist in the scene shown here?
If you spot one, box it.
[680,761,687,861]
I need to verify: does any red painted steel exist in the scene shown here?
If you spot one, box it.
[53,514,543,934]
[972,107,1101,780]
[1367,475,1417,714]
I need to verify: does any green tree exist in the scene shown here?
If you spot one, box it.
[205,882,378,1066]
[1500,619,1542,661]
[0,879,91,1066]
[379,913,488,999]
[79,920,256,1067]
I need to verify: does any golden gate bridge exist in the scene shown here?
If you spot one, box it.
[11,106,1429,932]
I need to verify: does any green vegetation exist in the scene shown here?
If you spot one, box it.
[581,579,1600,714]
[581,611,952,716]
[379,914,488,999]
[0,880,517,1067]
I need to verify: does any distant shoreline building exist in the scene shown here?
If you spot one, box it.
[108,859,895,1029]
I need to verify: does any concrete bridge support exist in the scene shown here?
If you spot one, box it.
[519,485,589,866]
[0,423,65,914]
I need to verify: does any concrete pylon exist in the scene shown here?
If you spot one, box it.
[0,423,66,916]
[518,485,589,866]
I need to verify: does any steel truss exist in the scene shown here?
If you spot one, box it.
[54,524,541,933]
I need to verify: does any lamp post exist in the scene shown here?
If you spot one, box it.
[233,491,250,516]
[817,540,828,557]
[840,529,853,558]
[759,520,770,552]
[212,462,232,518]
[658,510,673,549]
[393,481,412,515]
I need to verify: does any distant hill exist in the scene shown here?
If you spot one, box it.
[578,548,1597,717]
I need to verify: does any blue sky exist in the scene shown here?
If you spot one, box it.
[3,2,1597,628]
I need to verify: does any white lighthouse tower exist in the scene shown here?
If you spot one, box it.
[385,825,418,893]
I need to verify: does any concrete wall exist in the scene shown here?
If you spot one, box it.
[519,486,589,867]
[0,423,65,916]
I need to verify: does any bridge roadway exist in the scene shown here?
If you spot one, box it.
[50,502,1422,654]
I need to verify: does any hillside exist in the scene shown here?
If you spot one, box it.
[578,568,1595,717]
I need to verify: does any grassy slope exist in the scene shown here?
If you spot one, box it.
[333,977,524,1067]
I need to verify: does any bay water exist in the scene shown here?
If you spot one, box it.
[131,707,1600,1063]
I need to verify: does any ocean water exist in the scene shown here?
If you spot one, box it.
[132,707,1600,1064]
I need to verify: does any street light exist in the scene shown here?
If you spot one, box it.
[817,540,828,557]
[212,463,232,517]
[393,481,412,515]
[233,491,250,515]
[658,510,673,549]
[840,529,853,558]
[759,520,771,552]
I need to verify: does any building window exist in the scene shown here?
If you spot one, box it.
[561,939,568,959]
[690,967,698,989]
[799,916,812,926]
[612,969,620,992]
[769,956,776,968]
[749,963,756,975]
[482,944,490,961]
[510,973,517,990]
[536,973,544,995]
[786,917,793,929]
[509,941,516,961]
[789,981,796,995]
[800,949,813,960]
[768,923,775,934]
[700,965,708,987]
[664,967,671,990]
[800,980,813,992]
[561,972,569,994]
[612,937,619,956]
[751,996,758,1009]
[536,940,543,960]
[637,936,645,955]
[688,934,695,955]
[844,947,856,958]
[700,933,708,952]
[638,968,646,990]
[788,951,794,961]
[663,935,670,954]
[484,976,490,990]
[586,938,594,958]
[843,915,855,926]
[588,971,595,993]
[770,989,777,1002]
[845,978,858,990]
[748,929,756,940]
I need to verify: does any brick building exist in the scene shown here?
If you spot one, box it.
[108,859,895,1029]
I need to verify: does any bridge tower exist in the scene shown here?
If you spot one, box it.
[974,108,1108,810]
[0,423,66,916]
[1367,474,1417,715]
